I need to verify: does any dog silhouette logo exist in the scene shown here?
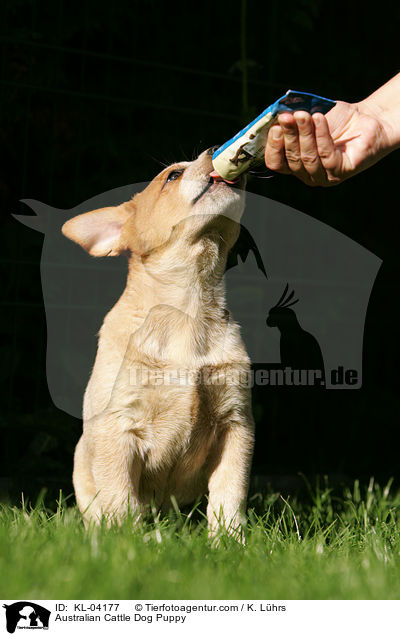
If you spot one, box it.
[13,184,381,413]
[2,602,50,633]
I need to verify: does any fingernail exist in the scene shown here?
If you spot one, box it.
[271,127,282,139]
[296,115,306,125]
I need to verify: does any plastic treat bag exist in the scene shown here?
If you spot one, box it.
[212,90,335,181]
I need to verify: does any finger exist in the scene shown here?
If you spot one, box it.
[293,111,327,183]
[265,124,290,173]
[312,113,342,174]
[278,113,305,175]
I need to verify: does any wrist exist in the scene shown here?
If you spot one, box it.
[357,95,400,152]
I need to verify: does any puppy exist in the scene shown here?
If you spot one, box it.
[62,148,255,539]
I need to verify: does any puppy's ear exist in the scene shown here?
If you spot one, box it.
[62,202,134,256]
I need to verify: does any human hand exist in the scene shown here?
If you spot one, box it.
[264,100,393,186]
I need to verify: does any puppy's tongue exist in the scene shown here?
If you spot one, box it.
[209,170,238,185]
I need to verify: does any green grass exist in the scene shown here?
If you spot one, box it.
[1,478,400,600]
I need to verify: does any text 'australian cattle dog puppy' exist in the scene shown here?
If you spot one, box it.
[62,148,255,543]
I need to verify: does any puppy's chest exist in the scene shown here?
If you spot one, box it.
[120,366,234,466]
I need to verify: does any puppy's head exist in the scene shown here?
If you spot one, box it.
[62,149,246,264]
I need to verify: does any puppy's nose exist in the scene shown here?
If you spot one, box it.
[207,145,220,156]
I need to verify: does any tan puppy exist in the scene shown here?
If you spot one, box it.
[62,149,255,539]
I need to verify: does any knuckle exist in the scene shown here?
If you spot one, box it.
[265,156,284,171]
[300,130,315,142]
[285,149,302,166]
[300,153,319,166]
[284,132,299,145]
[318,149,333,161]
[269,163,287,173]
[268,137,283,150]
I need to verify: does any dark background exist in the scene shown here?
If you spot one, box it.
[1,0,399,504]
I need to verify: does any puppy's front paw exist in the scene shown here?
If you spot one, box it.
[207,509,247,547]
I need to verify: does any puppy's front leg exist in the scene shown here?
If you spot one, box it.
[91,417,143,524]
[206,418,254,542]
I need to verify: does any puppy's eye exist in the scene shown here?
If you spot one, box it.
[166,169,184,183]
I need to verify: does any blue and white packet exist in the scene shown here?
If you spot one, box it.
[212,90,335,180]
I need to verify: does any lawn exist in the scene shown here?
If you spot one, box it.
[1,478,400,600]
